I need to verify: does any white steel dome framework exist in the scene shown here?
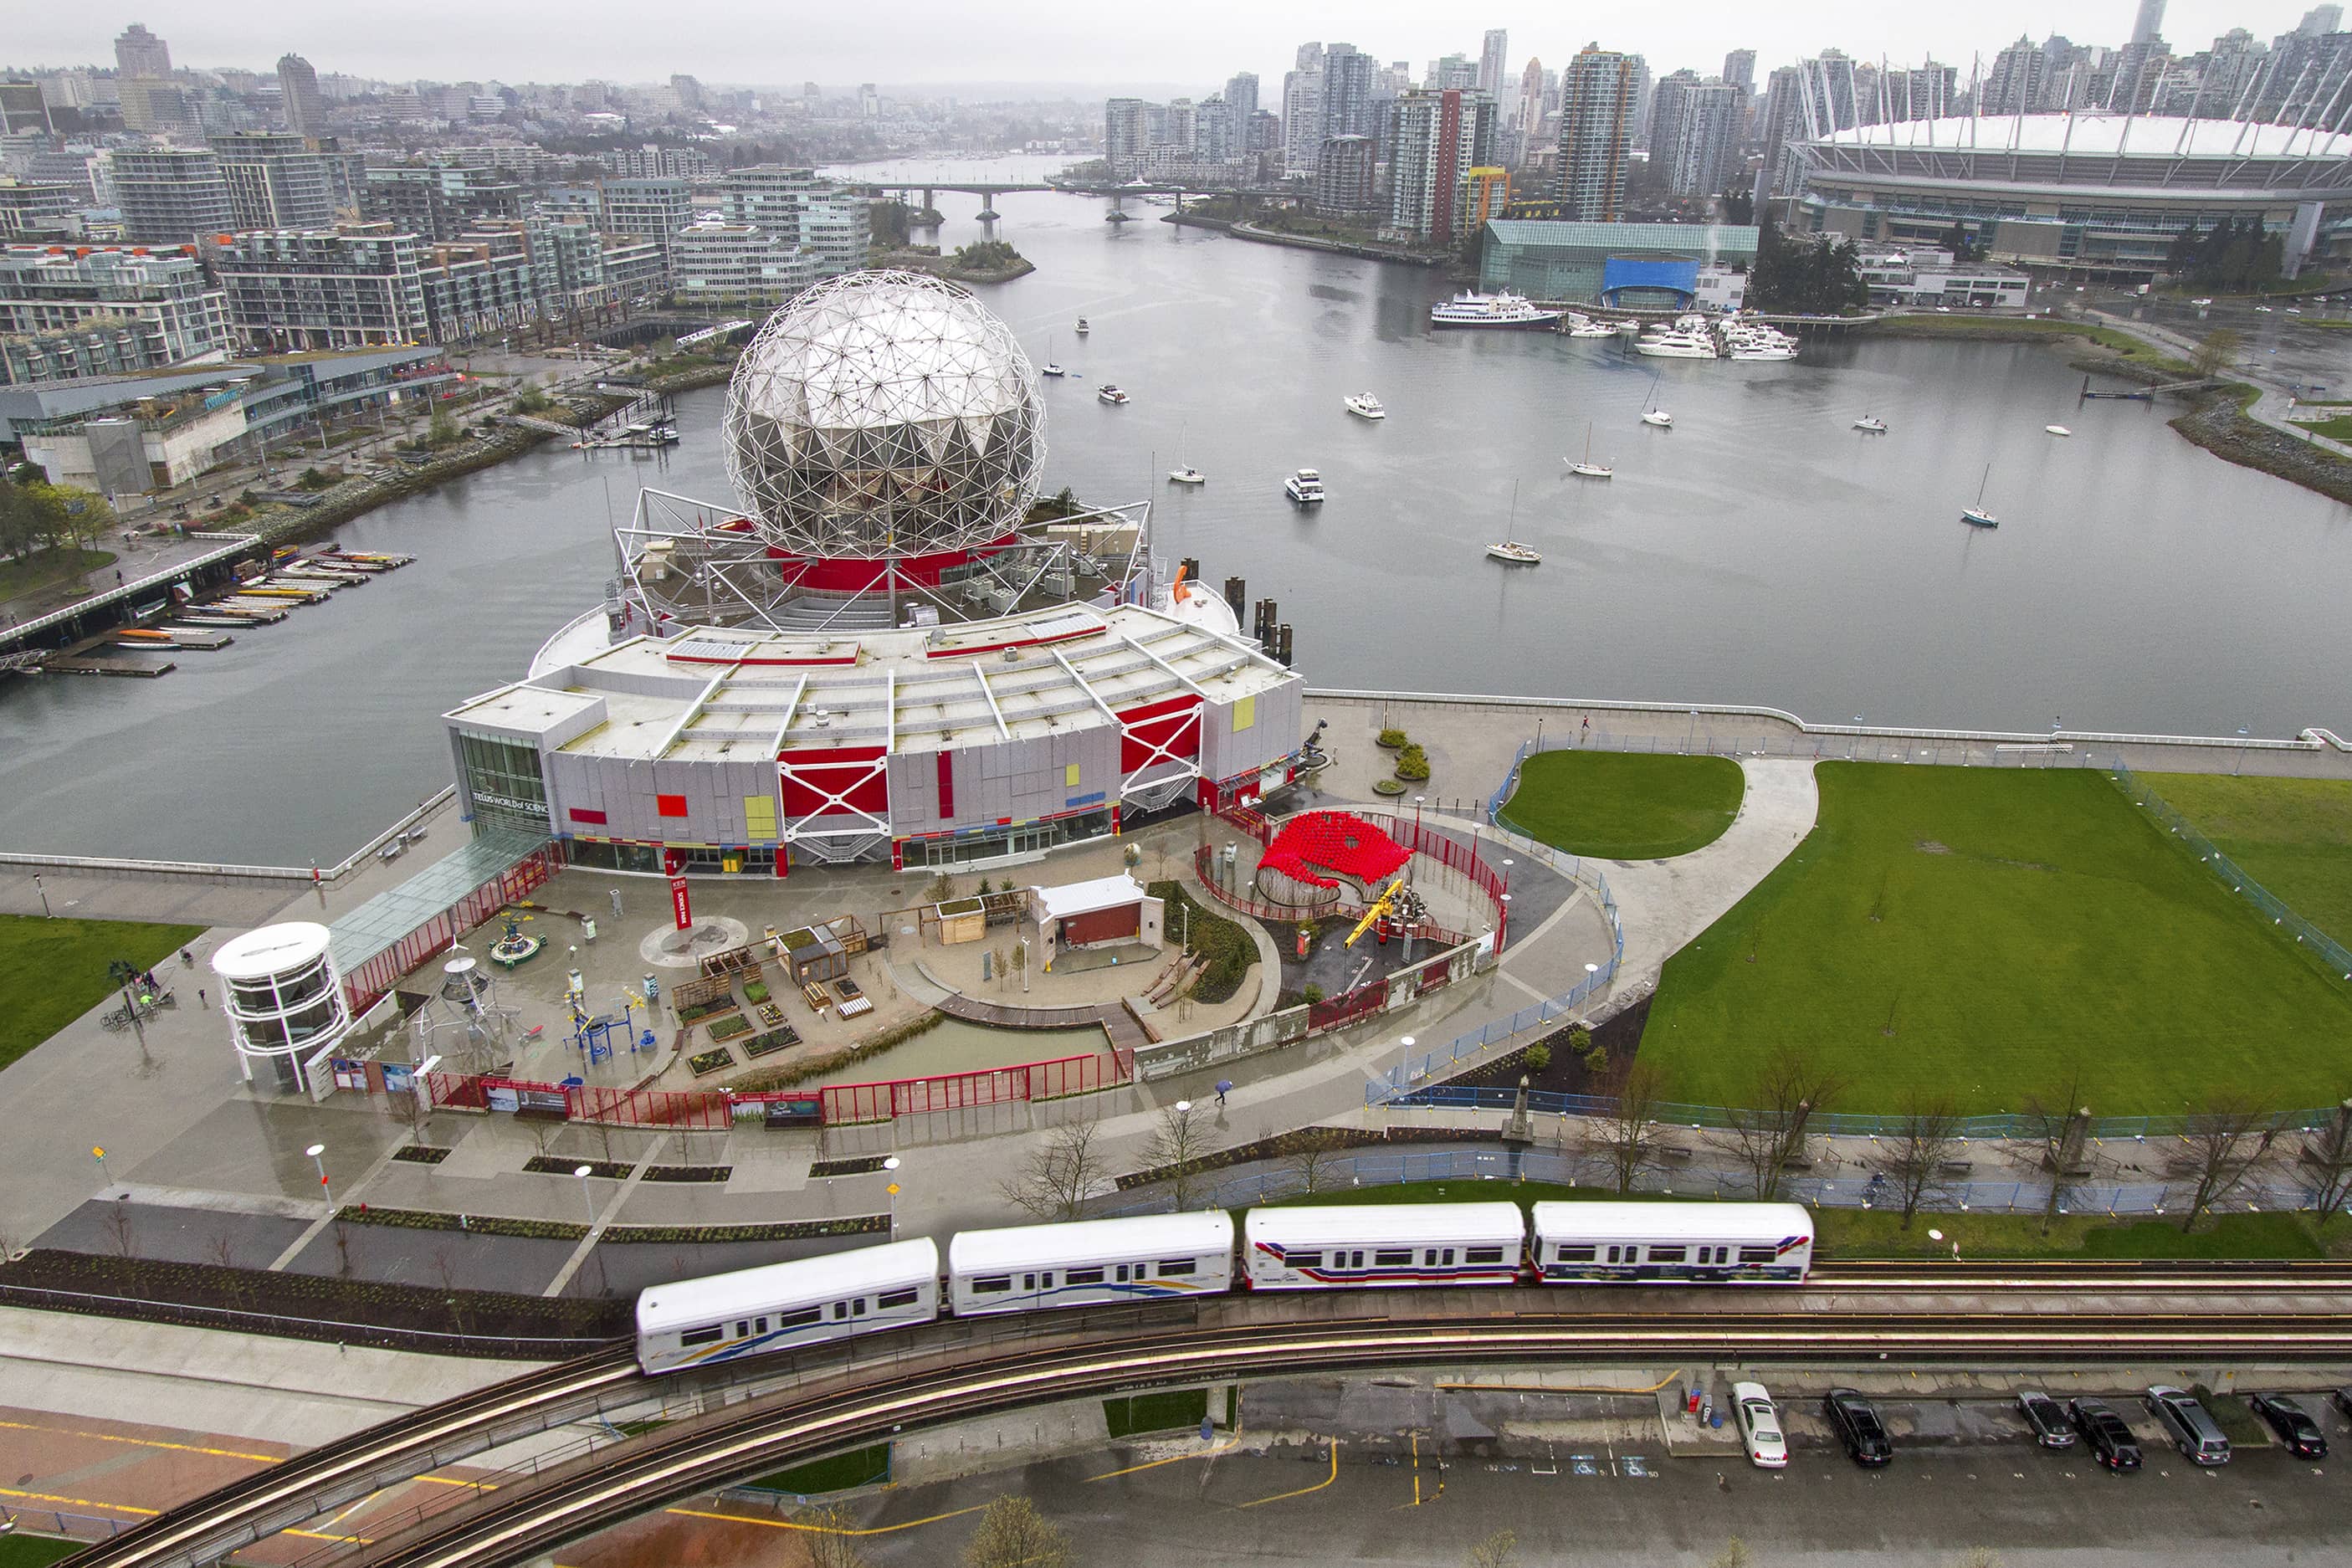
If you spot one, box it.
[723,269,1046,561]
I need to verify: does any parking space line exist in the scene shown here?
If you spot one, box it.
[0,1418,280,1463]
[1237,1442,1340,1509]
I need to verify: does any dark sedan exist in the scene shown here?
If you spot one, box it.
[2017,1391,2076,1449]
[2068,1397,2143,1472]
[2250,1394,2329,1459]
[1823,1388,1893,1467]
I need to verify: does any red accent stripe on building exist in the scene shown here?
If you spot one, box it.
[567,807,607,825]
[935,750,956,818]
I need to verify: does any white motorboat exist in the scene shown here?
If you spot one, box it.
[1642,407,1673,428]
[1429,290,1564,330]
[1636,329,1718,359]
[1168,465,1205,484]
[1075,317,1091,334]
[1488,480,1540,563]
[1284,469,1325,505]
[2045,424,2073,436]
[1566,421,1612,478]
[1568,320,1622,338]
[1729,343,1798,361]
[1961,461,1998,527]
[1853,415,1888,433]
[1344,392,1386,420]
[1096,384,1128,405]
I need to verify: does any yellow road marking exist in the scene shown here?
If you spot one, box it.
[0,1487,156,1517]
[1087,1434,1241,1480]
[664,1502,995,1536]
[1237,1442,1339,1509]
[0,1420,281,1464]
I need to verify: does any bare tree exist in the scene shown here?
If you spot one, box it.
[1584,1062,1668,1194]
[1284,1129,1352,1196]
[1709,1541,1754,1568]
[103,1197,136,1258]
[2012,1066,2092,1235]
[1714,1048,1846,1200]
[961,1495,1070,1568]
[2191,327,2242,380]
[794,1505,870,1568]
[2173,1093,2279,1232]
[1882,1091,1965,1228]
[1142,1099,1222,1209]
[1002,1120,1109,1222]
[1465,1530,1519,1568]
[2300,1099,2352,1222]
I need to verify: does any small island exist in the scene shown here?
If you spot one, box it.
[871,238,1035,286]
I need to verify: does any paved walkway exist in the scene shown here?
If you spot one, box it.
[1606,758,1819,989]
[2083,306,2352,460]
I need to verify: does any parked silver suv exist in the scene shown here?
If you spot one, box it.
[2145,1386,2231,1466]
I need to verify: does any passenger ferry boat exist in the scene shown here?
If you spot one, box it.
[1429,290,1563,330]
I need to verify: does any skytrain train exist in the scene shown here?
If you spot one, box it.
[635,1201,1814,1374]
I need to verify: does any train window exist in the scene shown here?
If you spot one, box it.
[879,1289,919,1309]
[1350,1251,1366,1268]
[830,1302,847,1320]
[736,1319,751,1336]
[853,1298,867,1316]
[1159,1258,1196,1275]
[1557,1245,1596,1262]
[777,1307,821,1328]
[1023,1273,1036,1290]
[1286,1251,1322,1269]
[1115,1265,1129,1283]
[1737,1247,1778,1263]
[680,1326,723,1346]
[1714,1247,1732,1264]
[1375,1248,1413,1267]
[1068,1268,1105,1285]
[753,1317,768,1334]
[1467,1247,1504,1264]
[974,1275,1012,1294]
[1648,1246,1686,1263]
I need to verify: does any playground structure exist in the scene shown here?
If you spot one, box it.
[487,913,544,970]
[1253,810,1414,913]
[408,952,523,1078]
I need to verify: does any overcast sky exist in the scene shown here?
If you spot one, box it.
[4,2,2329,90]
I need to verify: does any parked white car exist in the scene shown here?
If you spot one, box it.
[1735,1380,1789,1468]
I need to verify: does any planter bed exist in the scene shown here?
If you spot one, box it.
[0,1248,626,1357]
[743,980,771,1005]
[756,1002,787,1027]
[392,1145,452,1165]
[524,1156,633,1180]
[809,1155,889,1177]
[336,1206,587,1241]
[675,999,740,1026]
[640,1165,733,1183]
[742,1026,800,1058]
[687,1047,736,1076]
[706,1014,754,1042]
[603,1216,887,1245]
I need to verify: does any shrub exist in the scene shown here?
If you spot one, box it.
[1582,1045,1608,1076]
[1394,745,1431,782]
[1150,879,1256,1004]
[1376,728,1408,749]
[1525,1040,1552,1072]
[1302,981,1325,1005]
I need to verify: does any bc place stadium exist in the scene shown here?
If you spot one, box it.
[1792,111,2352,272]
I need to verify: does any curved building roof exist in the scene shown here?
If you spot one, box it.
[1814,113,2352,162]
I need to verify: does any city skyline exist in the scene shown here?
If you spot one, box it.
[2,1,2332,91]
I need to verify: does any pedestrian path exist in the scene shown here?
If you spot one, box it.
[1604,759,1819,989]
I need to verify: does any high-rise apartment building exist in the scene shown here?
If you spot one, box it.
[1985,36,2052,114]
[113,24,172,80]
[1224,71,1259,124]
[597,176,693,271]
[1514,59,1548,164]
[1282,44,1325,174]
[1388,88,1494,243]
[1796,51,1859,136]
[1479,30,1509,95]
[0,243,231,386]
[1556,46,1637,220]
[109,148,233,244]
[1321,44,1376,142]
[1754,65,1803,202]
[211,133,338,232]
[2133,0,2167,44]
[212,228,432,351]
[1722,49,1757,97]
[1313,134,1376,215]
[1428,54,1479,91]
[279,54,324,136]
[2300,6,2344,37]
[1647,73,1741,198]
[1105,97,1150,176]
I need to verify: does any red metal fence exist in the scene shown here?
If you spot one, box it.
[817,1054,1108,1125]
[1355,810,1513,951]
[423,1072,730,1129]
[343,847,558,1012]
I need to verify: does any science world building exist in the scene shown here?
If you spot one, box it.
[443,271,1307,875]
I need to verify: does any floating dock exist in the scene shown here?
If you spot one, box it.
[44,654,174,678]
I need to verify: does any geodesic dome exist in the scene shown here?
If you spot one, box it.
[722,270,1046,561]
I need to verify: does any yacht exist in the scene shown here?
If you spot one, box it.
[1429,290,1564,330]
[1168,464,1206,484]
[1096,384,1128,405]
[1636,329,1718,359]
[1852,415,1888,433]
[1075,317,1090,335]
[1566,422,1612,478]
[1727,341,1798,361]
[1568,319,1622,338]
[1284,469,1325,505]
[1486,540,1542,565]
[1344,392,1386,420]
[2045,424,2073,437]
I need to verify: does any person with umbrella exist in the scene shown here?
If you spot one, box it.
[1215,1079,1232,1108]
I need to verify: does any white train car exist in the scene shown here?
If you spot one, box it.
[948,1212,1234,1316]
[635,1238,940,1373]
[1244,1202,1526,1290]
[1529,1201,1813,1284]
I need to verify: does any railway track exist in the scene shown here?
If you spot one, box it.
[60,1267,2352,1568]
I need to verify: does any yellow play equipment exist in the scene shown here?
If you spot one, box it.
[1345,877,1407,947]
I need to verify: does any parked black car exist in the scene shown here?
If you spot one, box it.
[2250,1394,2329,1459]
[2334,1386,2352,1422]
[2067,1398,2144,1472]
[1823,1388,1893,1467]
[2017,1391,2077,1449]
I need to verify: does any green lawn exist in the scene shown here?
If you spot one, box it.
[1104,1388,1209,1437]
[2292,413,2352,438]
[0,546,115,604]
[1264,1181,2348,1258]
[745,1442,890,1494]
[0,914,207,1070]
[0,1536,85,1568]
[1503,749,1745,859]
[2142,772,2352,945]
[1637,764,2352,1115]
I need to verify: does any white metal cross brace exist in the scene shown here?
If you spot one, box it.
[1118,699,1202,796]
[777,751,891,842]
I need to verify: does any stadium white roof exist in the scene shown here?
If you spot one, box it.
[1815,113,2352,161]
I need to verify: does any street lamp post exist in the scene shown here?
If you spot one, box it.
[1396,1037,1416,1093]
[572,1163,597,1232]
[883,1155,902,1241]
[2235,725,2251,776]
[305,1143,331,1208]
